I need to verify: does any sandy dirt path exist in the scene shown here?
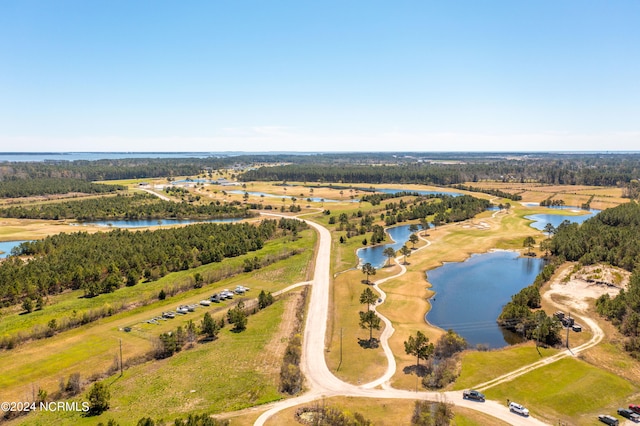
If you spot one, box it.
[253,217,550,425]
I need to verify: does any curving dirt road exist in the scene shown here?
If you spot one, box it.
[254,219,550,425]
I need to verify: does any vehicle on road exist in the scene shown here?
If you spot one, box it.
[509,402,529,416]
[462,390,485,401]
[618,408,640,421]
[598,414,619,425]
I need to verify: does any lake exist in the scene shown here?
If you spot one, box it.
[376,188,463,197]
[357,224,415,268]
[426,250,545,348]
[226,190,352,203]
[0,241,28,258]
[73,218,243,228]
[526,207,599,231]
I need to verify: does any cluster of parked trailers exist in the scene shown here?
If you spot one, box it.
[554,311,582,332]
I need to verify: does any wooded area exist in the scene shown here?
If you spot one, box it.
[0,193,254,220]
[0,218,307,303]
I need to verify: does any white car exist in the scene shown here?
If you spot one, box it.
[509,402,529,416]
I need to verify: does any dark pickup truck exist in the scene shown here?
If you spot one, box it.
[462,390,485,402]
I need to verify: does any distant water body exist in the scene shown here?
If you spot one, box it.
[0,152,228,162]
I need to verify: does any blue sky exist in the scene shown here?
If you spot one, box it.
[1,1,638,152]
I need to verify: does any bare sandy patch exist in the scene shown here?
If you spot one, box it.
[546,263,629,313]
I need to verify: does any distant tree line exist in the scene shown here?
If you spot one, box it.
[0,177,125,198]
[0,218,307,304]
[241,155,640,188]
[0,193,255,221]
[2,153,640,191]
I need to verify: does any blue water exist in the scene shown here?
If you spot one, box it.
[357,224,415,268]
[73,218,243,228]
[0,152,222,162]
[426,251,545,348]
[376,188,463,197]
[172,179,211,184]
[0,240,28,258]
[526,208,599,231]
[226,190,349,203]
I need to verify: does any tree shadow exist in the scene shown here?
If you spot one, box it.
[357,338,379,349]
[402,364,428,377]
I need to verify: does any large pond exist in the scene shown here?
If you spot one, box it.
[357,224,414,268]
[0,240,28,258]
[226,190,354,203]
[376,188,462,197]
[526,207,599,231]
[73,218,243,228]
[426,251,545,349]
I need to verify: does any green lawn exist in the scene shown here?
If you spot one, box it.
[483,357,637,424]
[455,343,559,389]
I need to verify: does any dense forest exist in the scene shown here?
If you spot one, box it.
[0,177,126,198]
[380,195,491,226]
[241,156,640,188]
[0,218,308,303]
[0,193,255,221]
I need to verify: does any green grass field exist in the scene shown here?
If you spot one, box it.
[483,356,638,425]
[16,293,298,425]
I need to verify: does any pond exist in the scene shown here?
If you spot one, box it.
[73,218,244,228]
[357,224,415,269]
[0,240,28,258]
[526,207,599,231]
[426,250,545,349]
[226,190,353,203]
[376,188,463,197]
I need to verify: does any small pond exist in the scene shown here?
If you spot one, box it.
[73,218,244,228]
[357,224,415,269]
[0,240,28,258]
[426,250,545,348]
[526,207,599,231]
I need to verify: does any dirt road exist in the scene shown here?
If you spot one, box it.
[253,218,550,425]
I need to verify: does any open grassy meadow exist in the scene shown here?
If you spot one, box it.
[483,356,638,425]
[13,291,304,425]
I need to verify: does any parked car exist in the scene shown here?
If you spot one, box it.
[162,311,175,319]
[462,390,485,401]
[631,404,640,414]
[618,408,640,421]
[200,300,211,306]
[509,402,529,416]
[176,306,189,314]
[598,414,619,425]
